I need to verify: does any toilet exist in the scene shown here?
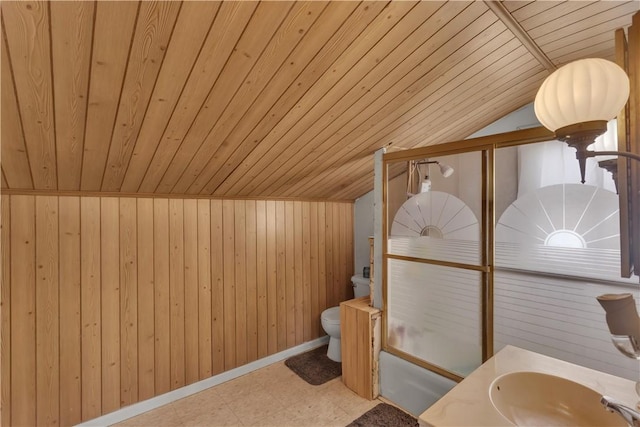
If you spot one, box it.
[320,275,370,362]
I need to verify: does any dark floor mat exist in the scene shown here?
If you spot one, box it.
[347,403,419,427]
[284,344,341,386]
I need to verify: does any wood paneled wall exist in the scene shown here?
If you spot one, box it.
[0,195,354,426]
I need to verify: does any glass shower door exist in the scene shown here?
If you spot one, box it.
[384,151,487,380]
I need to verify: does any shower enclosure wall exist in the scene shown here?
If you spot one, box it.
[380,126,640,409]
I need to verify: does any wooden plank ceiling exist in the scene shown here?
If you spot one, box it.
[1,1,638,200]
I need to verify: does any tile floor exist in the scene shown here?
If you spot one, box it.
[115,360,381,426]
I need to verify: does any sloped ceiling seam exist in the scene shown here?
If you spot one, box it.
[484,0,557,72]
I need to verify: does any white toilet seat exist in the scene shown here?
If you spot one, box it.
[321,307,340,325]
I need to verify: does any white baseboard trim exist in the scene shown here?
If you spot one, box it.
[77,336,329,426]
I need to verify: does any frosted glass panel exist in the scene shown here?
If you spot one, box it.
[494,139,627,282]
[388,191,480,265]
[494,141,639,381]
[495,183,629,281]
[387,258,482,377]
[387,152,482,266]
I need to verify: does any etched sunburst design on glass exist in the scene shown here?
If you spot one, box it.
[495,183,620,278]
[390,191,479,239]
[496,183,619,249]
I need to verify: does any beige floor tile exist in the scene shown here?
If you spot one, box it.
[284,404,352,427]
[336,398,379,419]
[173,404,241,427]
[321,380,379,418]
[285,392,350,424]
[244,361,297,386]
[250,410,306,427]
[113,358,386,427]
[268,375,318,405]
[225,386,287,425]
[170,390,241,426]
[214,373,266,405]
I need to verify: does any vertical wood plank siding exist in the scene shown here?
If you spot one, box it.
[0,195,354,424]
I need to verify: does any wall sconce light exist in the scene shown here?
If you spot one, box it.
[534,58,640,183]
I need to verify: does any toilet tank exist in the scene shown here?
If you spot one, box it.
[351,274,370,298]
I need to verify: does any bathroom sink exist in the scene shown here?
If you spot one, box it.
[489,371,627,426]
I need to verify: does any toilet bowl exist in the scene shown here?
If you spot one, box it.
[321,307,342,361]
[320,274,370,362]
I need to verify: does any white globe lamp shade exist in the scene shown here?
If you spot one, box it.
[534,58,630,132]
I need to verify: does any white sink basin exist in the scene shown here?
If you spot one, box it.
[489,371,627,426]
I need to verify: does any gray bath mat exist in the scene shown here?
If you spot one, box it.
[347,403,418,427]
[284,344,341,385]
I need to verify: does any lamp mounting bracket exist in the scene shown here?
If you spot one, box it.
[555,120,609,183]
[554,120,640,184]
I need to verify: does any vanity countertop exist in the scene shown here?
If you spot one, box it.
[419,345,638,426]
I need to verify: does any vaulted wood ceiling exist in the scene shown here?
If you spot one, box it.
[1,1,638,200]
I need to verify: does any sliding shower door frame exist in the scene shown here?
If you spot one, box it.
[381,127,553,383]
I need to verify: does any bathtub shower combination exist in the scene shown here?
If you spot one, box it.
[383,142,639,401]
